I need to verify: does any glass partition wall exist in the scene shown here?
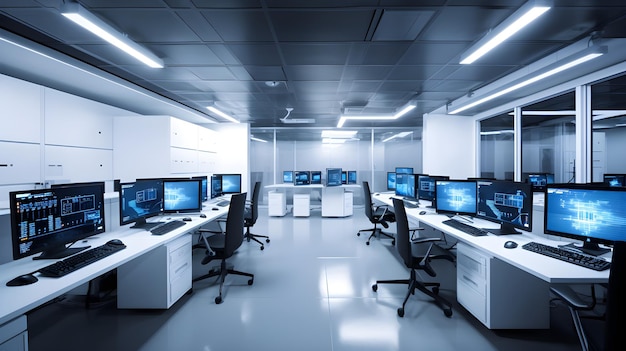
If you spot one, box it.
[250,127,422,205]
[480,113,514,180]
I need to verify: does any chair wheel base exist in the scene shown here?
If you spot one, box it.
[432,286,439,294]
[260,245,264,250]
[366,241,370,245]
[357,232,361,236]
[266,238,270,243]
[391,240,395,245]
[248,279,254,285]
[215,296,223,304]
[372,284,378,292]
[397,308,404,317]
[444,308,453,317]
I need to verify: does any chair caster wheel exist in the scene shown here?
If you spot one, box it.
[444,308,453,317]
[357,232,361,236]
[432,286,439,295]
[215,296,223,304]
[391,240,396,245]
[372,284,378,292]
[266,238,270,243]
[260,245,264,250]
[366,241,370,245]
[248,279,254,285]
[246,237,251,242]
[397,308,404,317]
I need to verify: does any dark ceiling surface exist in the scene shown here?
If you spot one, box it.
[1,0,625,129]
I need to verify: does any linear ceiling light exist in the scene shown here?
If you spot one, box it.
[337,103,416,128]
[382,131,413,142]
[321,130,358,139]
[207,106,240,123]
[250,136,268,143]
[460,0,551,64]
[61,2,164,68]
[450,45,606,115]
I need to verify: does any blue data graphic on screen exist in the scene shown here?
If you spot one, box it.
[311,171,322,184]
[395,173,416,199]
[435,180,477,215]
[545,187,626,243]
[163,180,201,212]
[387,172,396,190]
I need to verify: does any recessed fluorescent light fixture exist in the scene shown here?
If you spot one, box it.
[321,130,358,139]
[337,103,416,128]
[61,2,164,68]
[207,106,239,123]
[382,131,413,142]
[250,136,268,143]
[460,0,551,65]
[480,130,514,136]
[450,45,606,115]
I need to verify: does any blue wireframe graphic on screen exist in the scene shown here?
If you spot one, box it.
[476,180,532,234]
[435,180,477,216]
[545,185,626,252]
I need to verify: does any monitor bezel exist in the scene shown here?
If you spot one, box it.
[347,171,357,184]
[476,179,533,235]
[162,178,203,213]
[220,174,242,194]
[294,171,311,186]
[434,179,478,217]
[118,179,164,227]
[310,171,322,184]
[395,173,419,199]
[326,168,343,187]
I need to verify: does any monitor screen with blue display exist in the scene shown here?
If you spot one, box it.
[295,171,310,185]
[283,171,293,183]
[163,178,202,213]
[417,175,449,201]
[476,180,532,235]
[326,168,342,187]
[395,167,413,174]
[387,172,396,190]
[525,173,554,191]
[545,184,626,255]
[603,174,625,187]
[119,178,164,229]
[311,171,322,184]
[192,175,208,201]
[395,173,417,199]
[347,171,357,184]
[435,180,477,216]
[210,175,222,198]
[220,174,242,194]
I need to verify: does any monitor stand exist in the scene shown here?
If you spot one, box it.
[131,217,164,230]
[483,222,522,235]
[34,245,90,260]
[559,242,611,256]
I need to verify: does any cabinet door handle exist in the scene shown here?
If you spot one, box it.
[462,274,479,288]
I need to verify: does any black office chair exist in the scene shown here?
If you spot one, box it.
[372,197,455,317]
[193,192,254,304]
[550,284,601,351]
[244,181,270,250]
[358,181,396,245]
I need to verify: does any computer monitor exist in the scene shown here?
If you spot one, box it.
[10,182,106,260]
[283,171,293,183]
[387,172,396,191]
[476,180,533,235]
[603,174,625,187]
[294,171,310,186]
[210,175,222,198]
[311,171,322,184]
[326,168,342,187]
[191,175,208,201]
[119,178,163,229]
[544,183,626,255]
[417,175,449,204]
[525,173,553,192]
[395,173,417,200]
[435,180,477,216]
[347,171,357,184]
[341,171,347,184]
[163,178,203,213]
[220,174,242,194]
[395,167,413,174]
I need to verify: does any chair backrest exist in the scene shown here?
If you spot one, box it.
[392,197,412,267]
[224,192,247,257]
[362,181,374,220]
[248,181,261,224]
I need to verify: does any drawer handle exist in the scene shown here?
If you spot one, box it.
[462,275,479,288]
[174,262,189,274]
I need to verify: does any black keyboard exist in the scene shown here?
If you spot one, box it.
[442,219,489,237]
[150,220,187,235]
[216,200,229,207]
[39,241,126,278]
[522,242,610,271]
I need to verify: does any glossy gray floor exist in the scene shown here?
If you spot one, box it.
[28,207,593,351]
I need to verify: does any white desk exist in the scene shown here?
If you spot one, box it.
[373,193,610,329]
[0,203,229,346]
[265,184,359,217]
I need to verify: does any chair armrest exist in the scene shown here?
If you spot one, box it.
[410,237,441,244]
[550,284,596,310]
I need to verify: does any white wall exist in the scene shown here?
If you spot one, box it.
[211,123,250,194]
[605,127,626,173]
[423,114,476,179]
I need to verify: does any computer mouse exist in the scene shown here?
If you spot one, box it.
[419,211,427,215]
[6,273,38,286]
[199,213,207,218]
[212,207,219,211]
[182,217,192,222]
[107,239,124,246]
[504,240,518,249]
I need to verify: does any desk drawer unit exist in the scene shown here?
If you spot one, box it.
[0,315,28,351]
[456,243,550,329]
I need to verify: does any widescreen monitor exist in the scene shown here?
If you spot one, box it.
[163,178,203,213]
[395,173,417,200]
[435,180,477,216]
[326,168,342,187]
[119,178,163,229]
[10,182,106,260]
[476,180,532,235]
[210,175,222,198]
[347,171,357,184]
[294,171,310,186]
[341,171,347,184]
[283,171,293,183]
[220,174,242,194]
[192,175,208,201]
[387,172,396,191]
[525,173,553,192]
[545,184,626,255]
[417,175,449,202]
[311,171,322,184]
[603,174,625,187]
[395,167,413,174]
